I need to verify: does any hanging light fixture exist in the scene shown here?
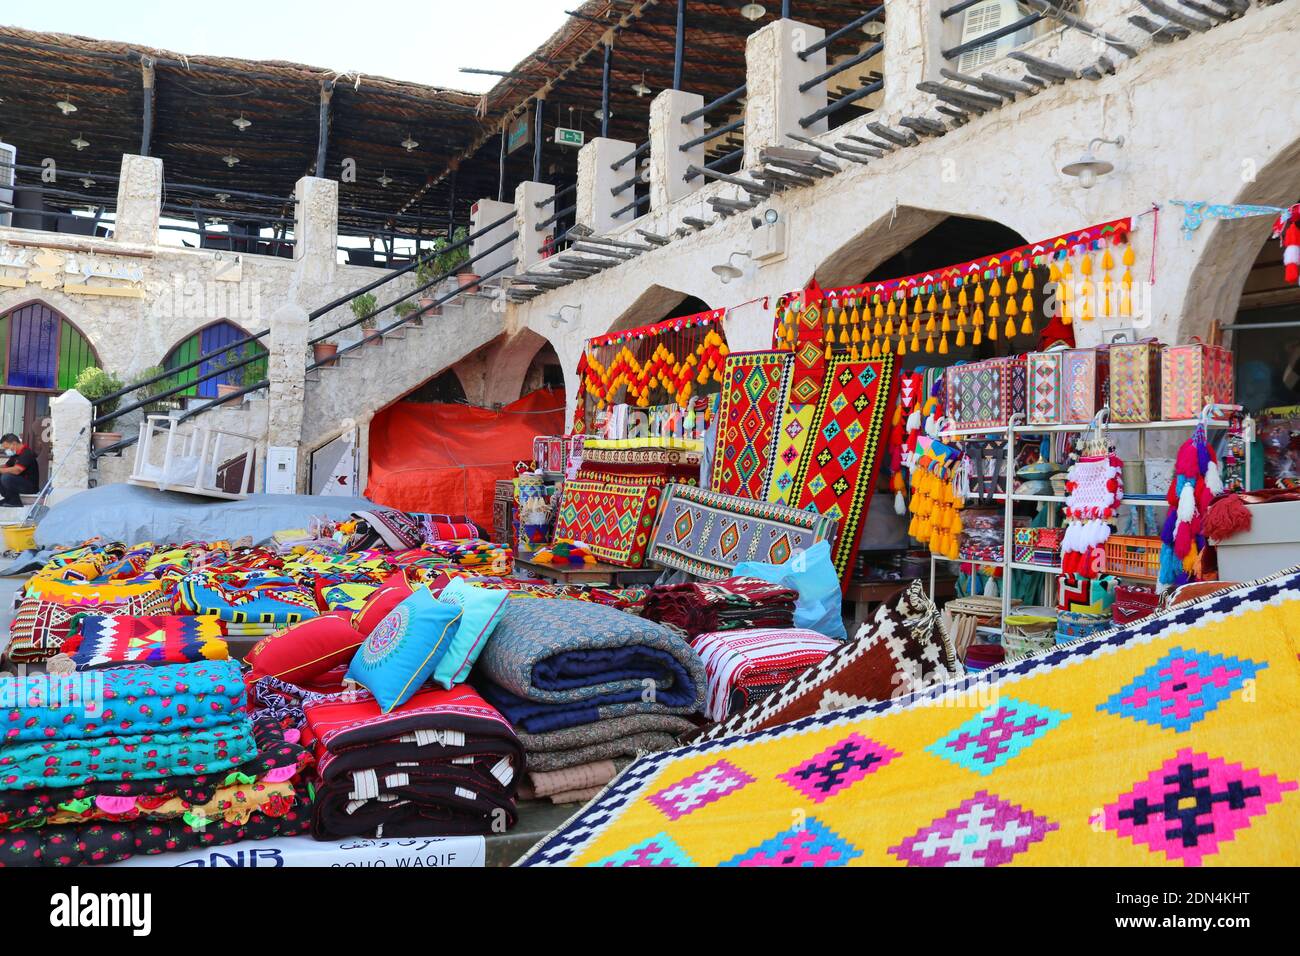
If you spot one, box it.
[740,3,767,20]
[593,107,612,122]
[232,113,252,132]
[378,170,393,188]
[70,134,89,151]
[1061,136,1124,190]
[55,98,77,115]
[222,153,240,167]
[80,178,95,189]
[712,251,752,284]
[632,72,652,97]
[401,133,419,151]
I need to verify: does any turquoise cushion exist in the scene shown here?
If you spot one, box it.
[345,588,463,712]
[433,578,509,689]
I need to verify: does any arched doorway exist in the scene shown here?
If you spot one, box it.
[0,300,99,480]
[522,341,564,395]
[160,320,268,400]
[403,369,469,404]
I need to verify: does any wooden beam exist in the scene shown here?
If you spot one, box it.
[684,164,773,195]
[917,80,1002,111]
[315,80,334,179]
[939,67,1017,101]
[899,115,949,137]
[840,135,887,157]
[785,133,870,164]
[1019,0,1141,57]
[139,57,156,157]
[866,122,919,147]
[1135,0,1212,31]
[1128,14,1191,40]
[1008,51,1079,81]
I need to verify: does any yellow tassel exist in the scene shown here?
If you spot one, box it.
[1101,248,1114,271]
[824,325,834,344]
[874,298,883,320]
[873,316,883,338]
[897,336,907,356]
[886,298,896,317]
[851,324,861,344]
[1060,259,1073,279]
[1020,314,1033,336]
[1006,296,1018,317]
[955,327,966,347]
[925,313,936,334]
[989,277,1001,298]
[1022,290,1033,315]
[1119,287,1132,317]
[926,293,938,313]
[870,339,881,359]
[1080,296,1093,321]
[941,312,951,333]
[956,308,967,328]
[850,304,861,326]
[1048,261,1061,282]
[1102,277,1113,317]
[974,283,985,304]
[900,298,909,319]
[1123,244,1136,267]
[839,326,850,345]
[941,291,953,312]
[988,318,999,341]
[972,325,983,345]
[939,332,949,354]
[958,287,968,308]
[973,306,984,327]
[1022,268,1034,290]
[1005,273,1018,296]
[910,330,920,351]
[1080,253,1093,277]
[1004,316,1016,338]
[824,343,833,360]
[988,299,1001,319]
[851,344,860,361]
[884,317,894,337]
[925,334,934,354]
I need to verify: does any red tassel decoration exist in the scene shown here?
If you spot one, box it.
[1285,222,1300,284]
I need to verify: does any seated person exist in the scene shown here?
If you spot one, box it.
[0,433,39,507]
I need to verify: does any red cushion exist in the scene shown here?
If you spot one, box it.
[351,576,416,635]
[245,610,362,682]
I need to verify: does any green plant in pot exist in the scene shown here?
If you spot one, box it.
[394,299,421,328]
[74,366,126,450]
[135,365,181,416]
[351,292,382,345]
[414,257,441,316]
[210,345,267,404]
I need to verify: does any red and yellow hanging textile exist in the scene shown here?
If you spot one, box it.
[579,309,730,419]
[770,218,1133,361]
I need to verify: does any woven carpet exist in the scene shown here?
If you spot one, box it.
[519,569,1300,867]
[552,477,664,568]
[648,483,837,580]
[710,351,793,500]
[788,354,897,581]
[767,402,816,507]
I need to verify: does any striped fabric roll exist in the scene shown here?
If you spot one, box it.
[691,628,841,722]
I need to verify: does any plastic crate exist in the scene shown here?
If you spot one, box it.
[1103,534,1162,581]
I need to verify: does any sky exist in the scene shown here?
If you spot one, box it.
[4,0,577,92]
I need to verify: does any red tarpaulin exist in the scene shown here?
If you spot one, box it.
[365,388,566,527]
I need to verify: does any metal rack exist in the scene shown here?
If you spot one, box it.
[928,404,1254,625]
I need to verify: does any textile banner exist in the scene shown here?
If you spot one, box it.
[710,351,793,500]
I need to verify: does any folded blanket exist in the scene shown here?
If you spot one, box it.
[476,600,705,713]
[516,713,698,771]
[640,576,798,638]
[691,628,840,722]
[305,684,523,838]
[6,593,177,663]
[526,760,617,799]
[0,716,307,830]
[0,660,245,744]
[0,787,312,866]
[480,680,693,734]
[177,572,317,624]
[0,724,258,790]
[58,615,228,670]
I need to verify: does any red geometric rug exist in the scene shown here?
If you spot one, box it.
[710,351,793,500]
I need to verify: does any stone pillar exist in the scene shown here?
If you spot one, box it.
[577,137,637,235]
[267,300,309,492]
[292,176,338,287]
[512,181,555,273]
[649,89,705,211]
[469,198,516,282]
[113,154,163,246]
[49,390,92,492]
[882,0,940,117]
[745,19,828,166]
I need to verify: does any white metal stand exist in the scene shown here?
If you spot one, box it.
[128,415,259,500]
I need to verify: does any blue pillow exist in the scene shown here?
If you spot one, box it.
[733,538,847,640]
[345,588,463,712]
[432,578,509,689]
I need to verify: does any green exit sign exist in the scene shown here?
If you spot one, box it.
[554,127,585,148]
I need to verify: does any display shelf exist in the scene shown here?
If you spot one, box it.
[939,417,1236,439]
[1009,562,1062,574]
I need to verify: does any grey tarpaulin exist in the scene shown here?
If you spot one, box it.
[34,484,374,548]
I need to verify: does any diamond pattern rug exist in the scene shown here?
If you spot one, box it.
[710,351,794,500]
[552,478,665,568]
[518,568,1300,867]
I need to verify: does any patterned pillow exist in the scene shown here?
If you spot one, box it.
[354,508,425,551]
[432,578,508,689]
[5,592,175,663]
[693,582,958,741]
[345,589,464,713]
[246,611,363,683]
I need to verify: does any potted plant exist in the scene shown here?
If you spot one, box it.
[394,300,420,328]
[414,258,441,317]
[135,365,181,417]
[74,367,125,451]
[313,339,339,367]
[211,346,264,404]
[351,292,382,346]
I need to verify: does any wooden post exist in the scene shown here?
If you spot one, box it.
[533,98,545,183]
[139,58,155,157]
[601,42,612,137]
[673,0,686,90]
[315,80,334,179]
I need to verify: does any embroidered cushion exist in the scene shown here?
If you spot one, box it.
[351,574,415,635]
[345,589,464,713]
[245,611,363,683]
[314,579,379,613]
[432,578,509,689]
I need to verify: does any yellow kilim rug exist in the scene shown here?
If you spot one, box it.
[519,570,1300,867]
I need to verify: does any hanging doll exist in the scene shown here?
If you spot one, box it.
[1158,423,1222,590]
[885,371,924,514]
[1060,430,1124,577]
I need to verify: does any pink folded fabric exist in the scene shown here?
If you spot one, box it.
[548,786,603,805]
[526,759,617,798]
[690,627,840,722]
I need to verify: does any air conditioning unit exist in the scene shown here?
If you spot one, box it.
[0,142,15,228]
[957,0,1037,74]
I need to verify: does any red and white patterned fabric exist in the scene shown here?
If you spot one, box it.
[690,627,841,722]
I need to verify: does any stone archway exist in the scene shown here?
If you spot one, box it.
[452,328,555,408]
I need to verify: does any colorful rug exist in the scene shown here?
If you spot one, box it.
[710,351,793,500]
[552,478,664,568]
[788,355,897,581]
[60,615,229,670]
[647,483,838,580]
[767,402,816,506]
[519,569,1300,867]
[788,301,827,405]
[690,628,841,722]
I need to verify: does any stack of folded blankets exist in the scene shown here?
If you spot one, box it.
[639,576,798,639]
[304,684,524,838]
[474,600,706,772]
[691,627,842,722]
[0,661,313,866]
[518,759,618,805]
